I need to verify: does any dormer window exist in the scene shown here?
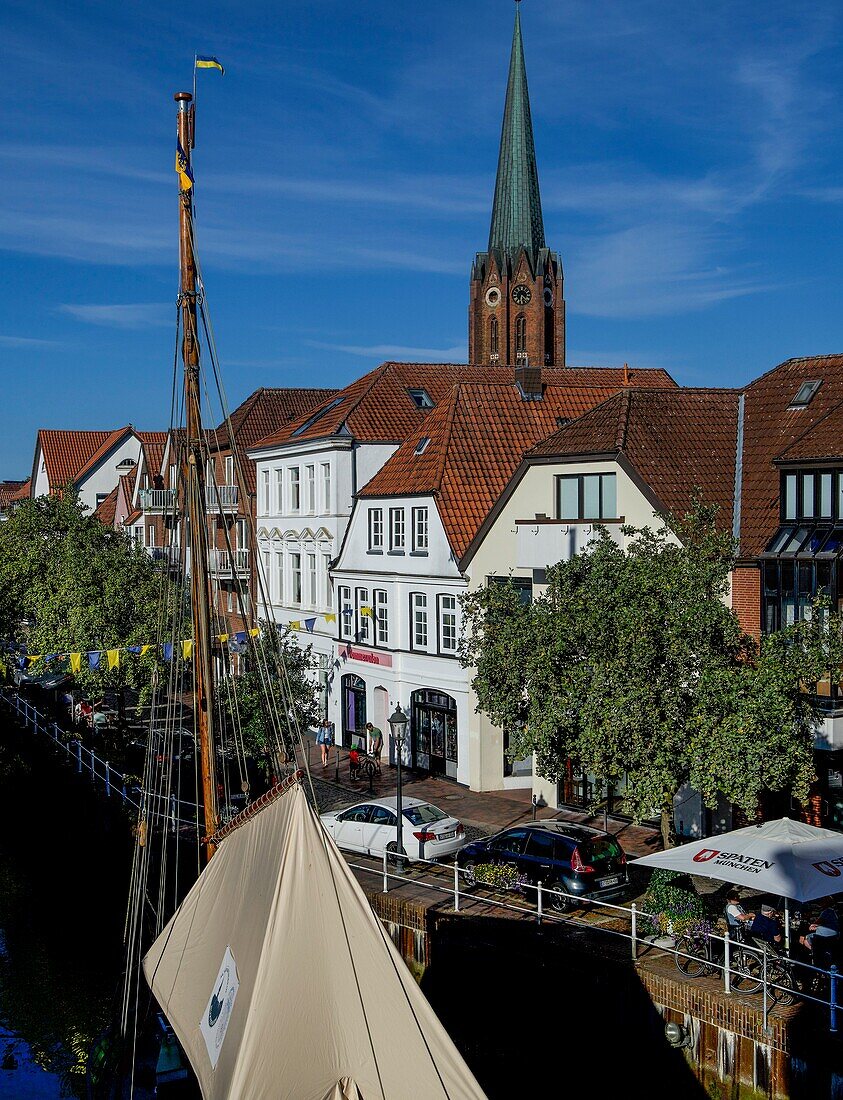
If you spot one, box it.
[291,396,345,437]
[788,380,821,409]
[116,458,136,469]
[408,389,434,410]
[414,437,431,455]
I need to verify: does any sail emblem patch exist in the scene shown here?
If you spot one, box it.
[200,946,240,1069]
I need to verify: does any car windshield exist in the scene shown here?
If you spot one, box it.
[581,836,622,865]
[402,804,447,826]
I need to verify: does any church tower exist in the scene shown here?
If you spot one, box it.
[469,2,565,367]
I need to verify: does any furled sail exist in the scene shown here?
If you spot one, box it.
[143,779,488,1100]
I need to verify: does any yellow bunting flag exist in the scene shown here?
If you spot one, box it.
[107,650,120,670]
[182,640,193,660]
[290,621,301,630]
[249,628,260,637]
[27,656,41,666]
[140,644,152,657]
[218,633,229,643]
[70,653,82,674]
[324,613,337,624]
[360,606,373,618]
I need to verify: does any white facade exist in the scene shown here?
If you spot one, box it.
[330,494,469,782]
[32,433,143,513]
[248,436,398,691]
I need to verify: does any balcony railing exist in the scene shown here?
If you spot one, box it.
[206,484,239,512]
[149,545,183,567]
[139,488,178,513]
[208,548,250,575]
[515,519,625,571]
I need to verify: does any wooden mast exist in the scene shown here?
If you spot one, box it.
[175,91,218,859]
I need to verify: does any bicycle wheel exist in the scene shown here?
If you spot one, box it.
[731,948,764,993]
[768,960,797,1007]
[675,935,708,978]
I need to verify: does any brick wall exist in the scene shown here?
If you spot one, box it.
[731,565,762,641]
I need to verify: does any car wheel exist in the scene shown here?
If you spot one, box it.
[461,860,477,888]
[547,879,571,913]
[386,841,408,868]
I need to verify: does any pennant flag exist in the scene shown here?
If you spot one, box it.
[182,640,193,660]
[107,650,120,670]
[218,633,229,643]
[127,645,142,655]
[88,652,101,670]
[304,618,316,633]
[235,631,247,644]
[289,621,301,631]
[360,606,373,618]
[140,644,152,657]
[324,613,337,624]
[44,654,56,664]
[175,141,194,190]
[195,55,225,74]
[70,653,82,674]
[27,655,41,667]
[163,642,173,662]
[249,628,260,638]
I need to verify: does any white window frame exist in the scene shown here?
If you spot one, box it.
[290,551,302,605]
[305,465,316,514]
[273,543,283,604]
[389,507,405,552]
[307,552,317,608]
[338,585,353,640]
[289,467,301,513]
[355,586,371,643]
[410,592,428,650]
[225,455,234,485]
[368,507,384,552]
[322,552,332,610]
[438,594,458,654]
[412,506,429,553]
[321,462,331,513]
[274,468,283,513]
[374,589,388,647]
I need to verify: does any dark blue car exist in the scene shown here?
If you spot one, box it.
[457,821,628,911]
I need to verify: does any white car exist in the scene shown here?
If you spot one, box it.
[320,796,466,863]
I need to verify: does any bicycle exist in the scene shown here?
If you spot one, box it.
[674,930,717,978]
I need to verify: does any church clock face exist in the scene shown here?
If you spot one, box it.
[512,283,532,305]
[485,287,501,307]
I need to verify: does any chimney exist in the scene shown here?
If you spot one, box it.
[623,362,630,386]
[515,364,543,401]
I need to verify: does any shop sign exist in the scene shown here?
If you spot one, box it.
[344,645,393,668]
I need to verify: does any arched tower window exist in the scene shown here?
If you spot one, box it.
[515,315,527,358]
[489,317,499,358]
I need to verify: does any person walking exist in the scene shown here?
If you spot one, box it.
[366,722,384,765]
[316,718,333,767]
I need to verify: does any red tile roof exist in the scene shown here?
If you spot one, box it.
[740,355,843,557]
[93,486,118,526]
[215,388,339,452]
[251,362,677,451]
[0,480,28,508]
[36,429,125,489]
[138,432,168,481]
[529,388,741,527]
[9,478,30,501]
[360,382,629,561]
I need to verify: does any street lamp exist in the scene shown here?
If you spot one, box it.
[388,704,409,874]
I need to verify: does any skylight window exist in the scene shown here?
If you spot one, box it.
[414,437,431,455]
[407,388,434,410]
[291,396,345,437]
[788,380,822,409]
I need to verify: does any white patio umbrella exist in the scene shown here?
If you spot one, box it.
[633,817,843,951]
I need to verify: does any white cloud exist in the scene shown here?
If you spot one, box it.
[0,334,58,347]
[60,303,172,328]
[306,339,467,361]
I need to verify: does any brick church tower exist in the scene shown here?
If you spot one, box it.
[469,2,565,367]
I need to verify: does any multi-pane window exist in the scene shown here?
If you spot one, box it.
[290,552,302,605]
[438,595,458,653]
[389,508,405,551]
[374,589,388,646]
[261,546,270,592]
[368,508,384,551]
[338,585,353,640]
[355,587,371,643]
[225,455,234,484]
[305,465,316,514]
[289,467,301,512]
[274,468,283,512]
[410,593,428,649]
[322,553,332,609]
[262,470,270,514]
[782,469,839,521]
[307,553,317,607]
[321,463,331,513]
[556,473,617,520]
[412,507,429,552]
[274,545,283,604]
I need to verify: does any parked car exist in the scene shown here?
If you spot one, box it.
[456,822,629,911]
[320,797,466,862]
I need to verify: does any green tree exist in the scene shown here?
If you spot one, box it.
[218,625,320,771]
[461,501,843,847]
[0,489,185,704]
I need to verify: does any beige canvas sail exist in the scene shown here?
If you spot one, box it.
[143,780,487,1100]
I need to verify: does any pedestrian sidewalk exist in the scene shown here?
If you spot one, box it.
[305,743,661,859]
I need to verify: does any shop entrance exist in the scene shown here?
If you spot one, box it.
[411,690,457,779]
[341,673,366,749]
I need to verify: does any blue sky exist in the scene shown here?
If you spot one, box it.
[2,0,843,475]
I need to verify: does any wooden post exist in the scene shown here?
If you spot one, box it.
[175,91,218,859]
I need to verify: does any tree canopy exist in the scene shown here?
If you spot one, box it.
[461,502,843,845]
[0,490,185,699]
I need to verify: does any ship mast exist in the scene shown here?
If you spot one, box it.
[175,90,218,858]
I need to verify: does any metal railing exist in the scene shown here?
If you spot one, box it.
[206,484,238,511]
[139,488,178,512]
[208,548,250,574]
[0,690,201,829]
[344,847,842,1033]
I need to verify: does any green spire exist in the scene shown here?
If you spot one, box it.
[488,4,546,256]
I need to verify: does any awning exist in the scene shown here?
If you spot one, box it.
[633,817,843,903]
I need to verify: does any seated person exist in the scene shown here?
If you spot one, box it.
[749,904,783,947]
[725,889,756,938]
[801,898,840,967]
[349,748,360,780]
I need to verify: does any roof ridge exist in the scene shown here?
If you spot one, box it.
[616,390,633,451]
[432,385,462,492]
[337,363,392,432]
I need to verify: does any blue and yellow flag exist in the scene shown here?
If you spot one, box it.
[195,55,224,74]
[175,141,194,191]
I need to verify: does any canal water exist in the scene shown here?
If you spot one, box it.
[0,718,131,1097]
